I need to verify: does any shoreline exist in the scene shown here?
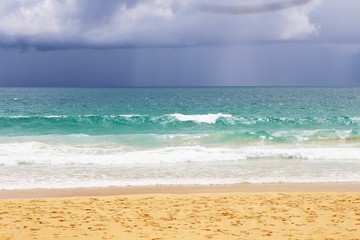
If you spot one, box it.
[1,182,360,199]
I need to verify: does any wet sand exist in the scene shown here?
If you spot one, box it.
[1,183,360,199]
[1,184,360,239]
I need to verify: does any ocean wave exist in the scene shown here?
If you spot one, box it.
[1,113,234,125]
[2,113,360,124]
[1,141,360,166]
[3,177,360,190]
[0,113,360,135]
[169,113,232,124]
[0,129,359,146]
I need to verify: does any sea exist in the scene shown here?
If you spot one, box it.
[0,87,359,189]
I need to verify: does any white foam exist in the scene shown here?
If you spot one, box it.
[350,117,360,122]
[2,163,360,190]
[169,113,232,124]
[8,115,32,119]
[7,115,66,119]
[118,114,142,118]
[2,139,360,189]
[1,141,360,166]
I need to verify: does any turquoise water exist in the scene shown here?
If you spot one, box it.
[1,87,360,189]
[1,87,360,140]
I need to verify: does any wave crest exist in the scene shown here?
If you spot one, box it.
[169,113,232,124]
[0,113,359,136]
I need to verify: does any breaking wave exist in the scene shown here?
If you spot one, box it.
[0,113,359,135]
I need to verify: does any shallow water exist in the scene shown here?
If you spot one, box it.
[1,87,359,189]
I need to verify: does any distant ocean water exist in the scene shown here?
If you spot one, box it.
[1,87,360,189]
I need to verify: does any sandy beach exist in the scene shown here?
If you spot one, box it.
[1,184,360,240]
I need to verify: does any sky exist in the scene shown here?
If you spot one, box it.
[0,0,359,87]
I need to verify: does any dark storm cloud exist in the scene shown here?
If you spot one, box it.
[0,0,359,87]
[0,0,319,50]
[0,0,359,51]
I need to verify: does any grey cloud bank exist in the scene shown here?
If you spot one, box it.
[0,0,321,49]
[0,0,359,86]
[0,0,359,49]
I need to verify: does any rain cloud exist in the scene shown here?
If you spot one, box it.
[0,0,319,50]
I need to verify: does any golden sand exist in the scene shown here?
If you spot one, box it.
[1,192,360,239]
